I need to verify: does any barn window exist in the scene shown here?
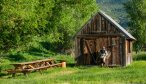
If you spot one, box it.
[112,39,116,46]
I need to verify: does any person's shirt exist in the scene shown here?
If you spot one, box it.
[100,49,108,57]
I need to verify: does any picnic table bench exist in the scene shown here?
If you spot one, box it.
[6,59,63,77]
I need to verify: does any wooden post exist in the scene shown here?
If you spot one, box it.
[110,37,113,65]
[111,37,117,65]
[61,62,66,68]
[99,15,101,32]
[119,37,123,65]
[23,72,28,77]
[39,70,43,74]
[80,38,84,65]
[122,36,126,66]
[12,73,15,77]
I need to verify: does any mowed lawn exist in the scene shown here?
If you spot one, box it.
[0,53,146,84]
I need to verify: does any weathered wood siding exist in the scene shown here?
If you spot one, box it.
[78,14,121,35]
[125,40,133,65]
[74,12,134,66]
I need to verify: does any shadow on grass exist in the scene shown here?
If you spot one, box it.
[8,54,26,62]
[40,42,64,53]
[26,42,57,57]
[74,64,101,70]
[27,47,49,56]
[67,63,75,67]
[0,72,7,77]
[7,41,62,59]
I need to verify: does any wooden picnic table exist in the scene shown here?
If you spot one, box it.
[11,59,54,69]
[7,58,62,77]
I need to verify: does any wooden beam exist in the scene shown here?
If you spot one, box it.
[77,34,122,38]
[84,40,97,64]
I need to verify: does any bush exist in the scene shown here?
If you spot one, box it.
[133,52,146,61]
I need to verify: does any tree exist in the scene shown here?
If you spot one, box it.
[0,0,98,55]
[48,0,98,51]
[0,0,55,53]
[124,0,146,53]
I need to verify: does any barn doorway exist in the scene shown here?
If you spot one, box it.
[80,38,97,65]
[80,36,122,65]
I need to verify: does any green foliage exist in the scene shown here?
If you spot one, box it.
[0,0,98,54]
[0,0,55,53]
[0,58,12,72]
[133,52,146,61]
[48,0,98,50]
[124,0,146,52]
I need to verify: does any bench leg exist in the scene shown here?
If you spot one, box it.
[12,73,15,77]
[23,72,28,77]
[39,70,42,74]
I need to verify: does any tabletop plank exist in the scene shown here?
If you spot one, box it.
[11,58,54,65]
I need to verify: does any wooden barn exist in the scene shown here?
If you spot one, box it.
[74,11,136,66]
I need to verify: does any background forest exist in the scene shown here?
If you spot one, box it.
[0,0,146,56]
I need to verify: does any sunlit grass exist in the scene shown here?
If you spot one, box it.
[0,52,146,84]
[0,61,146,84]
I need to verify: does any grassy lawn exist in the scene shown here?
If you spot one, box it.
[0,52,146,84]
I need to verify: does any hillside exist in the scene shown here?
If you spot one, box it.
[96,0,128,28]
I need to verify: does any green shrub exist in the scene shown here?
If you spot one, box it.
[133,52,146,61]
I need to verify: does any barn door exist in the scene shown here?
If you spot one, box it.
[111,37,121,65]
[84,40,97,64]
[80,39,97,65]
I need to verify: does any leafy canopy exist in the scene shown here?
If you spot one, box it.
[124,0,146,52]
[0,0,98,54]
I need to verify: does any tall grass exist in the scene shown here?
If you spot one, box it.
[0,52,146,84]
[0,61,146,84]
[133,52,146,61]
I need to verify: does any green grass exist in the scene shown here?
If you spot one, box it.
[0,52,146,84]
[0,61,146,84]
